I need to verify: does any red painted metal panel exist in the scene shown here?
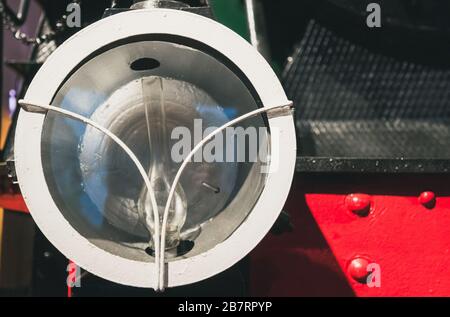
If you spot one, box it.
[250,180,353,297]
[250,175,450,297]
[0,194,29,213]
[306,192,450,296]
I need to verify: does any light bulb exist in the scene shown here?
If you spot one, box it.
[138,76,187,256]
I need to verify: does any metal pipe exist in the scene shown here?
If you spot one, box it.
[244,0,271,60]
[0,0,30,26]
[16,0,30,23]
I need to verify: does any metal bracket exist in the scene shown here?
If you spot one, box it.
[104,0,214,19]
[267,102,294,119]
[0,160,18,184]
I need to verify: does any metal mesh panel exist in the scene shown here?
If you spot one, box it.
[283,20,450,159]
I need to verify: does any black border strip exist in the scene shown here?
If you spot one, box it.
[296,157,450,174]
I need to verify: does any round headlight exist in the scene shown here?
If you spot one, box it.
[14,9,296,288]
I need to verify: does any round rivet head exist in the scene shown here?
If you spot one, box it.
[348,257,370,283]
[419,191,436,209]
[345,194,371,216]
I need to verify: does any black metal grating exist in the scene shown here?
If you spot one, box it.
[283,20,450,159]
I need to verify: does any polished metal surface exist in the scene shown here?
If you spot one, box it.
[131,1,189,9]
[41,39,269,261]
[244,0,271,60]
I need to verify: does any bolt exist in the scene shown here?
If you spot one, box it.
[348,257,370,283]
[202,182,220,194]
[345,193,371,216]
[419,191,436,209]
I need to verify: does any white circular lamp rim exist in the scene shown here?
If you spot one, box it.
[14,9,297,288]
